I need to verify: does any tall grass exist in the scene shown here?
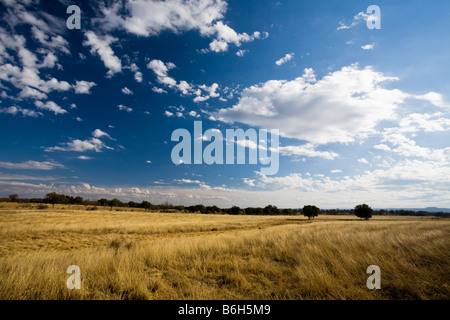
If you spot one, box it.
[0,209,448,299]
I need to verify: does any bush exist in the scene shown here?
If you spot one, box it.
[37,204,48,210]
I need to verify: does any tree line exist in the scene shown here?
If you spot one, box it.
[2,193,449,218]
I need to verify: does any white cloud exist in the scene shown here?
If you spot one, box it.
[121,87,134,95]
[358,158,369,164]
[189,110,200,117]
[127,63,143,82]
[45,138,111,153]
[214,64,409,145]
[148,59,219,101]
[92,129,112,139]
[0,27,74,99]
[331,169,342,173]
[193,95,210,103]
[117,104,133,112]
[397,112,450,132]
[275,52,294,66]
[134,71,143,83]
[209,39,228,52]
[414,92,447,108]
[78,156,93,160]
[147,59,181,89]
[236,49,248,57]
[380,132,450,162]
[279,144,338,160]
[361,43,375,50]
[83,31,122,76]
[165,110,174,117]
[152,87,168,94]
[73,80,96,94]
[0,160,64,170]
[0,105,42,117]
[45,129,115,153]
[337,12,370,30]
[34,100,67,115]
[96,0,267,53]
[373,144,391,152]
[31,25,70,54]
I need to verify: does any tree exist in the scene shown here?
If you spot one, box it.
[128,201,139,208]
[98,198,108,207]
[73,196,84,205]
[229,206,241,215]
[354,204,373,220]
[302,205,320,220]
[264,205,280,215]
[9,194,19,202]
[108,198,122,210]
[140,201,152,211]
[44,192,61,207]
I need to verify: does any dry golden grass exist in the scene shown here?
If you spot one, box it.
[0,205,449,300]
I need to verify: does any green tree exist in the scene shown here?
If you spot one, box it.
[354,204,373,220]
[108,198,122,210]
[302,205,320,220]
[229,206,241,215]
[44,192,60,208]
[73,196,84,205]
[98,198,108,207]
[9,194,19,202]
[140,201,152,211]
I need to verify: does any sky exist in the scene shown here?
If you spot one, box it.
[0,0,449,209]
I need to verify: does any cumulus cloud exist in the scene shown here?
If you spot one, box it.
[34,100,67,115]
[152,87,168,94]
[214,64,414,145]
[117,104,133,112]
[414,92,448,108]
[380,132,450,162]
[96,0,267,53]
[147,59,182,90]
[121,87,134,95]
[0,105,42,117]
[194,83,220,102]
[236,49,248,57]
[92,129,112,139]
[275,52,294,66]
[83,31,122,76]
[73,80,97,94]
[361,43,375,50]
[358,158,369,164]
[148,59,220,101]
[337,12,370,30]
[189,110,200,117]
[45,130,114,152]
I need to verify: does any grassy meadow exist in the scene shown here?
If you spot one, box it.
[0,202,449,300]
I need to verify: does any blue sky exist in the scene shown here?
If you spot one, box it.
[1,0,449,208]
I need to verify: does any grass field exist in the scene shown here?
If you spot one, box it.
[0,203,449,300]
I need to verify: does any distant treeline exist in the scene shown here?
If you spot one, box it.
[1,193,449,217]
